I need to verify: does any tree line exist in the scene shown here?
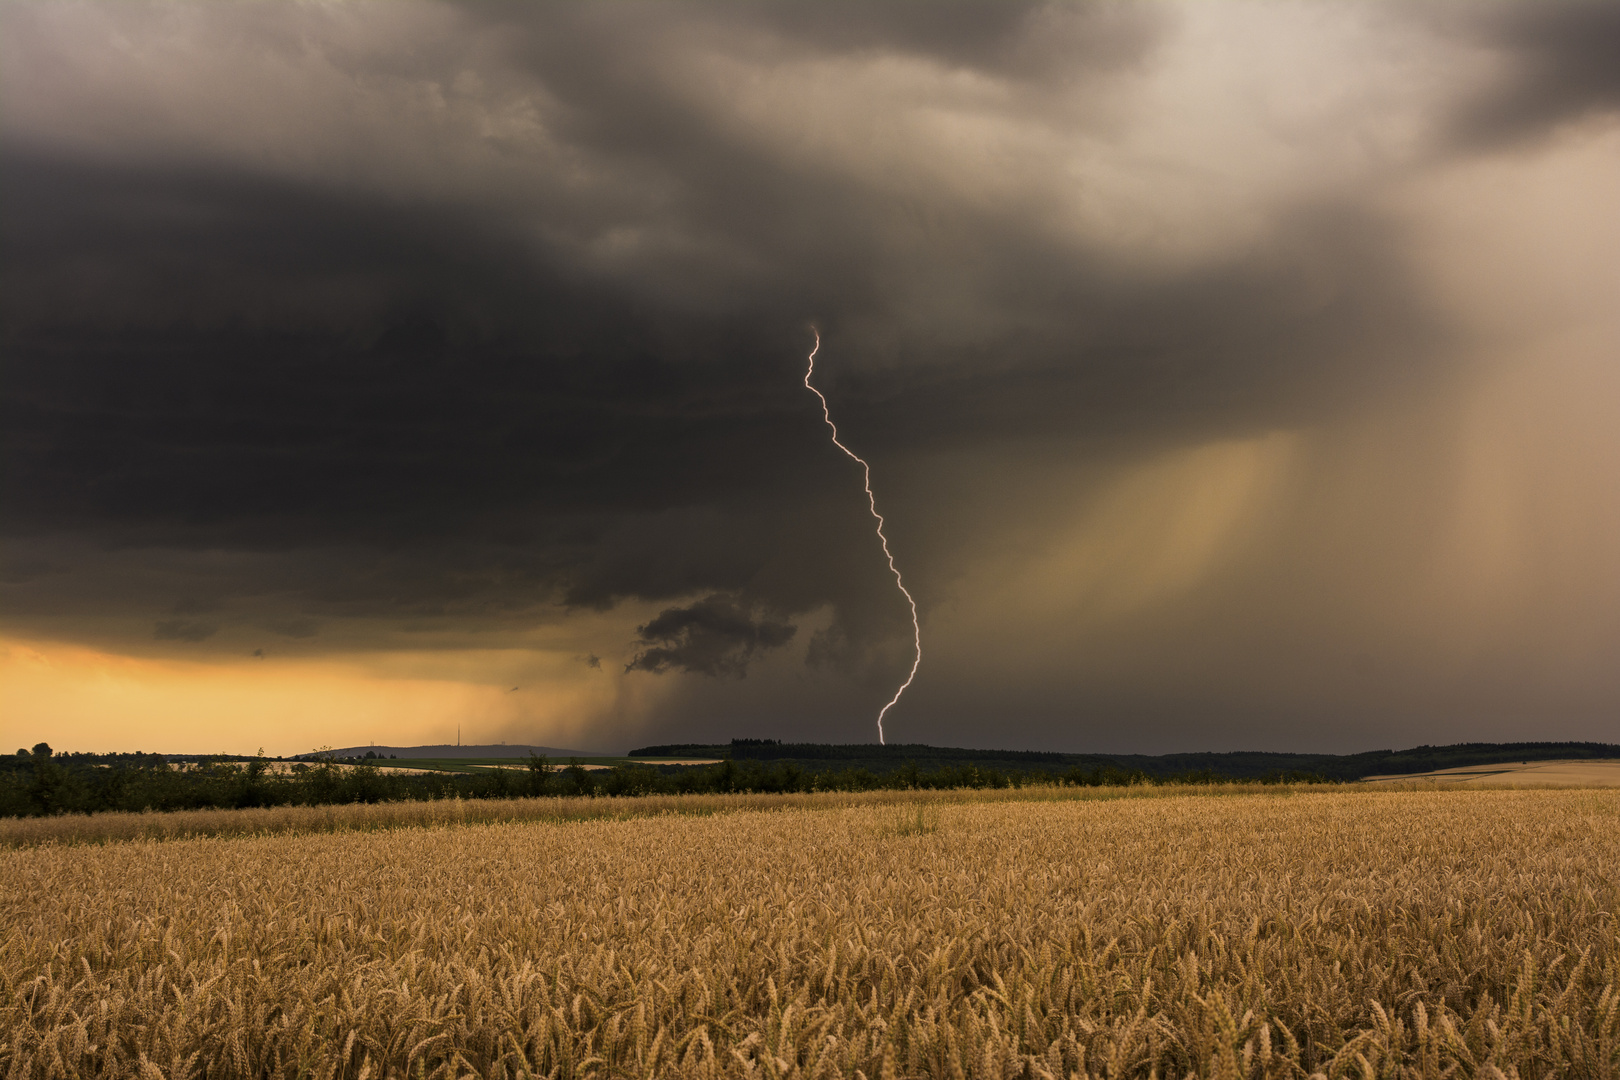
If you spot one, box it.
[1,743,1329,819]
[635,738,1620,780]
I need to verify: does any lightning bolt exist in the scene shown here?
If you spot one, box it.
[804,328,920,745]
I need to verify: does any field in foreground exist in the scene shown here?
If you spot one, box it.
[5,789,1619,1079]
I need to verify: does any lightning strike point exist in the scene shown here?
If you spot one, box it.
[804,328,921,745]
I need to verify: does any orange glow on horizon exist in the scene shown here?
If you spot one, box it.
[0,637,619,756]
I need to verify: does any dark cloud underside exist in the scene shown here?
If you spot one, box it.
[627,594,796,678]
[1,143,1439,603]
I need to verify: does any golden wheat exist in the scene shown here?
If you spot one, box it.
[0,783,1295,850]
[4,788,1618,1079]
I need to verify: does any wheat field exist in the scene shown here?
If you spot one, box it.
[0,784,1279,850]
[5,788,1618,1079]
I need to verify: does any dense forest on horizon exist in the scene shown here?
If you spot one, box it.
[628,739,1620,781]
[0,742,1284,819]
[5,738,1615,820]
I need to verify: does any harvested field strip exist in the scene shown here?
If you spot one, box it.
[4,789,1619,1078]
[0,782,1307,849]
[1360,758,1620,787]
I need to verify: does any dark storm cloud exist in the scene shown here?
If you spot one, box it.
[1,148,785,529]
[0,160,1434,529]
[0,1,1527,674]
[626,594,796,678]
[1444,2,1620,150]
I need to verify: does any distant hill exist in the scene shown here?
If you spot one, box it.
[625,739,1620,781]
[306,743,608,760]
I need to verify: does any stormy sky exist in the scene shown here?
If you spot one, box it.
[3,2,1618,755]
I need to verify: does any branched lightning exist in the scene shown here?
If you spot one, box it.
[804,328,920,745]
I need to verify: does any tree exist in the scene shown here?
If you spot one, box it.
[28,742,69,814]
[563,762,593,795]
[526,752,555,796]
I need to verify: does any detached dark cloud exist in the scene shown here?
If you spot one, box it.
[627,594,796,678]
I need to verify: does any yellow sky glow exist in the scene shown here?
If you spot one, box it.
[0,637,620,756]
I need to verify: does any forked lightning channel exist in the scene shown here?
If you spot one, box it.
[804,329,920,745]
